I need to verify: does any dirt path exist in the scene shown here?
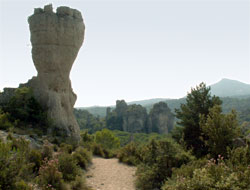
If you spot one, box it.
[86,157,136,190]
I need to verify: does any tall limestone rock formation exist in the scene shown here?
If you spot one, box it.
[147,102,174,134]
[25,4,85,143]
[123,104,148,133]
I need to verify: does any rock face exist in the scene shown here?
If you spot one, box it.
[25,4,85,143]
[147,102,174,134]
[123,104,148,133]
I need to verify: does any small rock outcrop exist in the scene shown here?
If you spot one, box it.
[25,4,84,143]
[147,102,174,134]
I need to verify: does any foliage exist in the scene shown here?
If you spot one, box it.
[37,158,64,190]
[74,109,106,133]
[117,142,142,165]
[95,129,120,150]
[0,134,91,190]
[0,111,13,130]
[73,147,92,170]
[70,175,90,190]
[162,155,250,190]
[42,141,54,160]
[58,153,80,182]
[170,125,184,144]
[28,149,42,173]
[60,143,73,154]
[113,130,169,146]
[135,139,194,190]
[2,87,50,130]
[175,82,222,157]
[200,105,240,157]
[0,138,34,190]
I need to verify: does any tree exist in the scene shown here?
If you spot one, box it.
[2,87,49,130]
[95,129,120,150]
[200,105,240,157]
[175,82,222,157]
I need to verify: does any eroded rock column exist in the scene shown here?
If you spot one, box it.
[27,4,85,143]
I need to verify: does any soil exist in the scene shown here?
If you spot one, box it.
[86,157,136,190]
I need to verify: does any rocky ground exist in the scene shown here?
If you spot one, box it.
[86,157,136,190]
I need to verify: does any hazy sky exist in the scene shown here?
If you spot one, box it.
[0,0,249,107]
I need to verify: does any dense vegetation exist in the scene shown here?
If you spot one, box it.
[1,83,250,190]
[0,87,51,135]
[0,135,92,190]
[117,83,250,190]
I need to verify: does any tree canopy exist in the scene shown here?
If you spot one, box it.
[175,82,222,157]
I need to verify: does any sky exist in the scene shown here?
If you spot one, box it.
[0,0,249,107]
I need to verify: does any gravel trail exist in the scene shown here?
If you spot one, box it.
[86,157,136,190]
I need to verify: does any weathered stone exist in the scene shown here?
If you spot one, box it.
[122,104,148,133]
[147,102,174,134]
[116,100,128,117]
[25,4,85,143]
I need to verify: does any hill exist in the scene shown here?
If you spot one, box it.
[77,79,250,120]
[210,78,250,97]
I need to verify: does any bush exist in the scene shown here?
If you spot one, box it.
[200,105,240,157]
[135,139,194,190]
[162,156,250,190]
[70,175,90,190]
[73,147,92,170]
[60,143,73,154]
[0,111,13,130]
[118,142,142,165]
[2,87,50,130]
[95,129,120,150]
[92,143,105,157]
[58,153,80,182]
[28,149,42,173]
[0,142,24,190]
[42,141,53,160]
[14,180,32,190]
[37,158,63,190]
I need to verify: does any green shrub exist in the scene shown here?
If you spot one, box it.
[135,139,194,190]
[14,180,32,190]
[73,147,92,170]
[92,143,105,157]
[227,146,250,169]
[60,143,73,154]
[28,149,42,173]
[42,141,53,160]
[118,142,142,165]
[70,175,90,190]
[0,141,28,190]
[170,158,208,179]
[0,111,13,130]
[200,105,240,157]
[90,142,114,158]
[2,87,50,130]
[37,158,63,190]
[58,153,80,182]
[162,156,250,190]
[95,129,120,150]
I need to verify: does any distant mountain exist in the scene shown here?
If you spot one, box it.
[127,98,168,106]
[77,79,250,120]
[210,78,250,98]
